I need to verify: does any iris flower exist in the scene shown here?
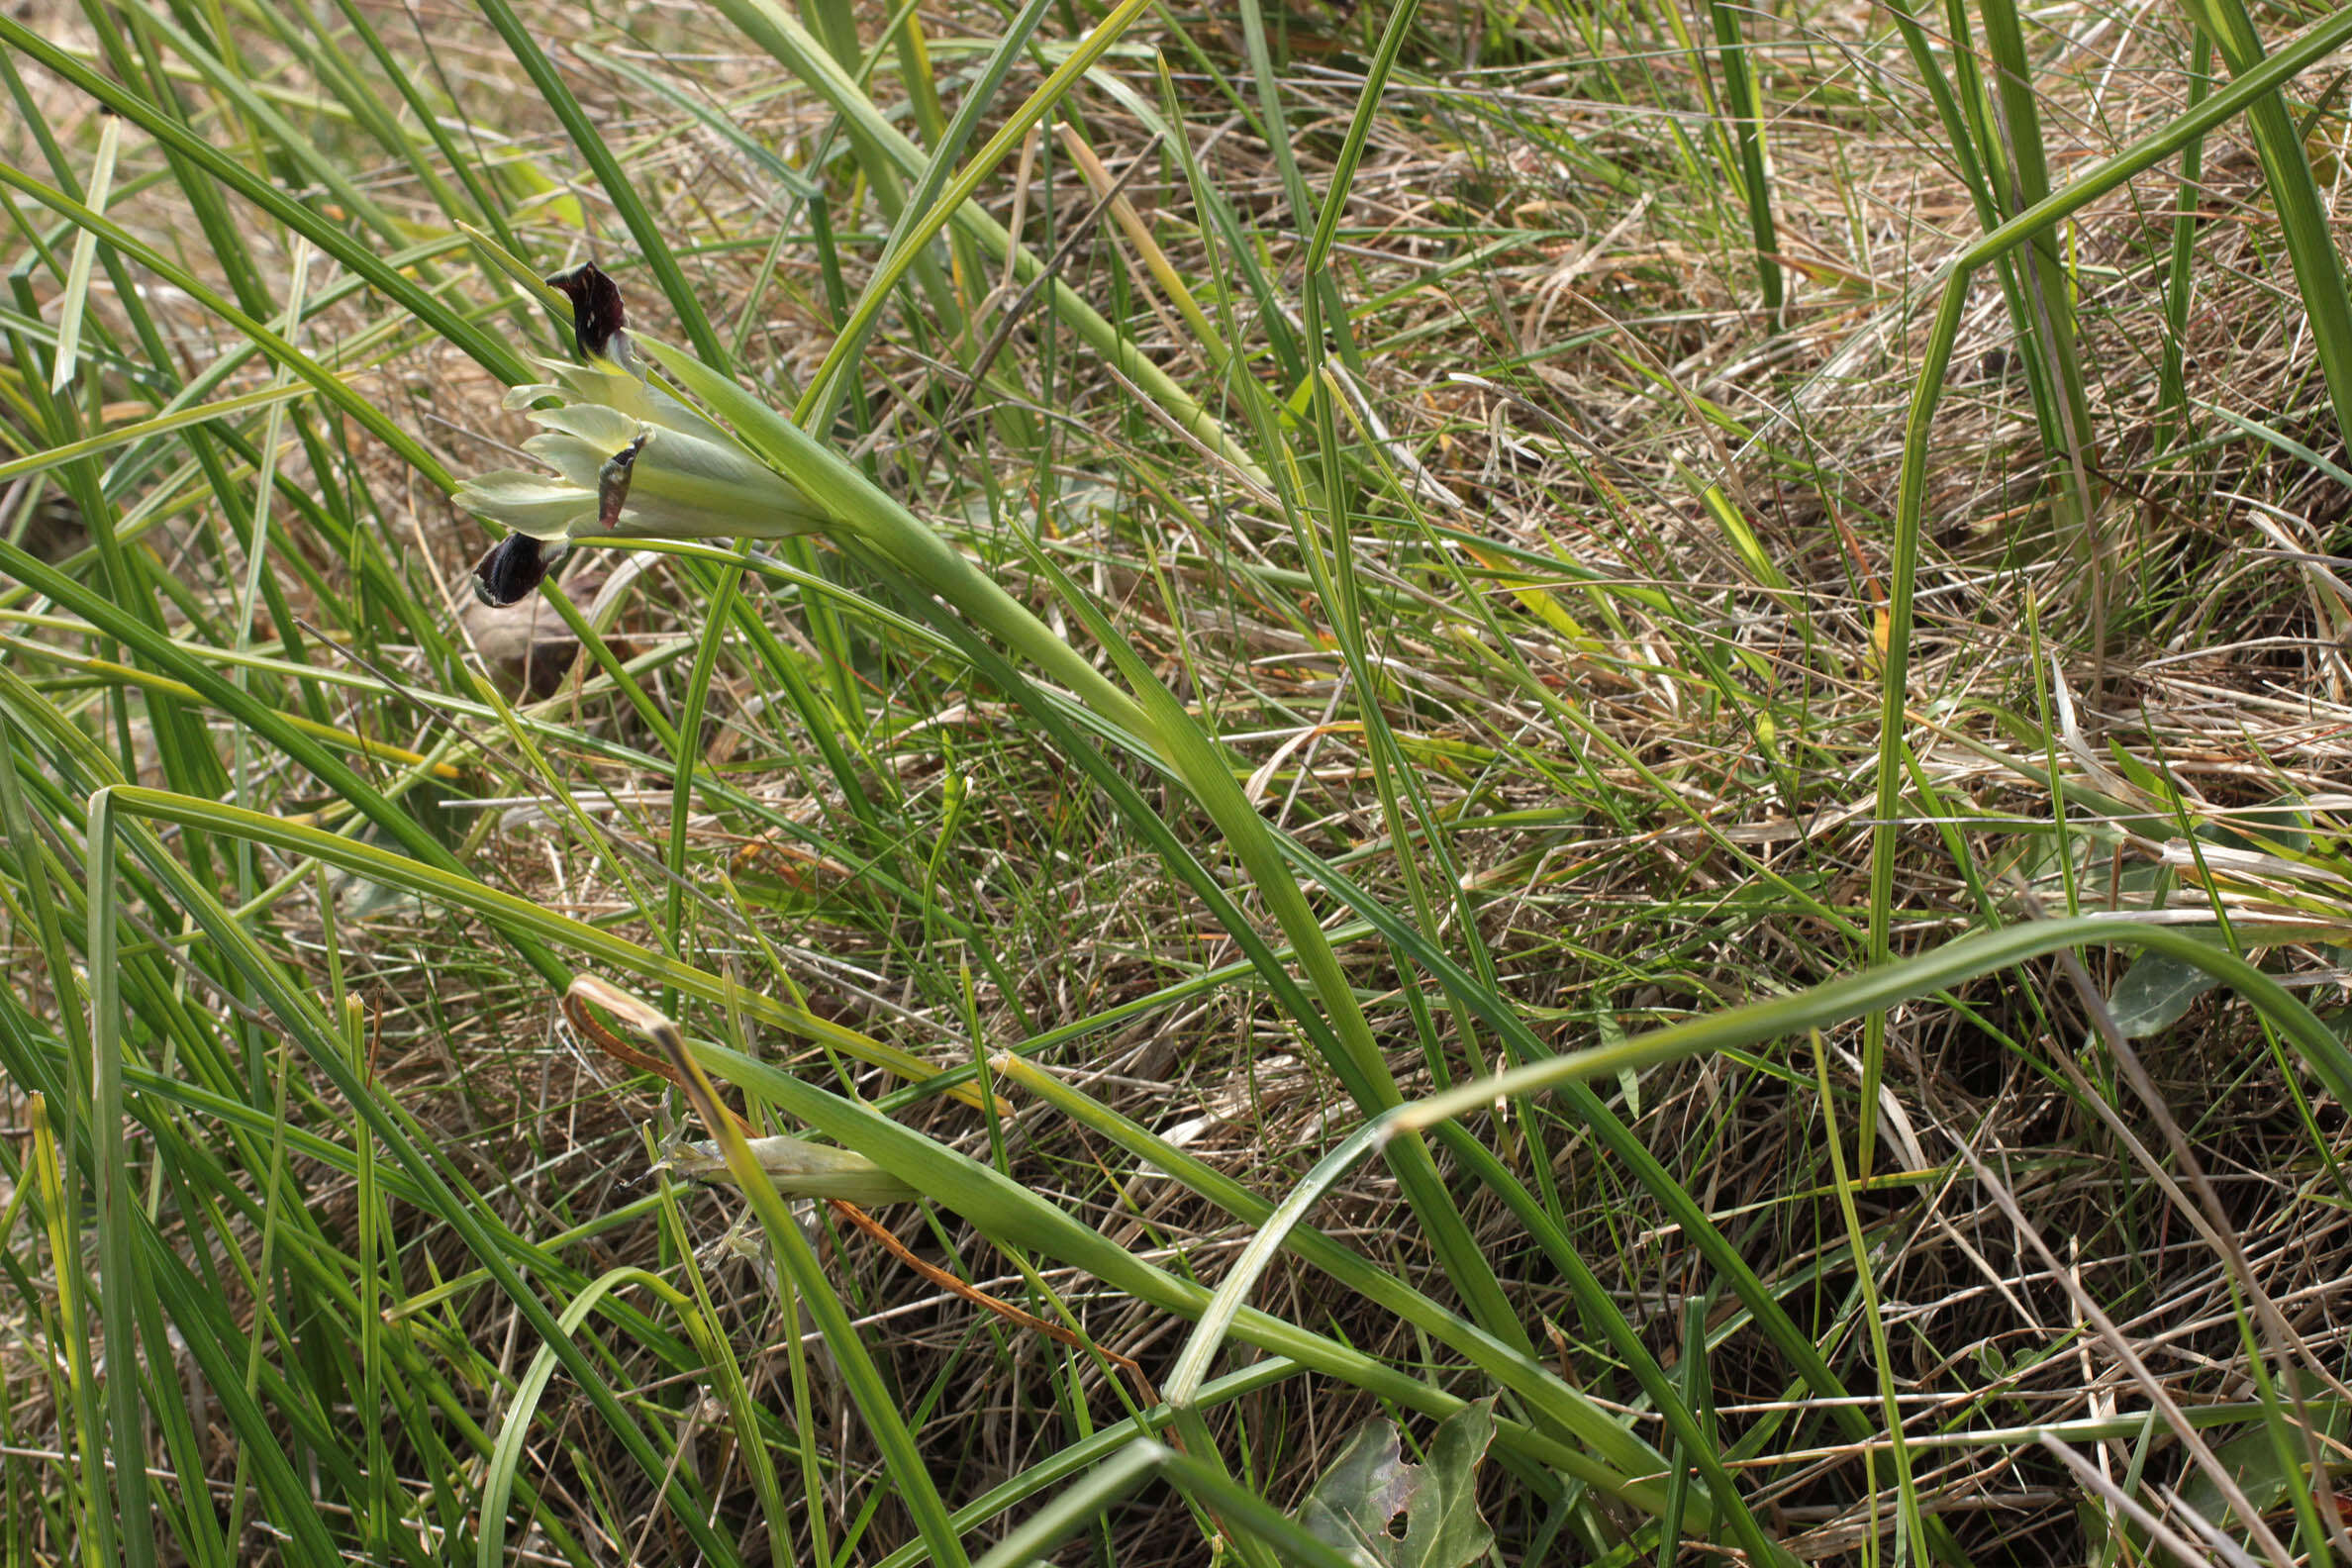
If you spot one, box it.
[457,264,829,606]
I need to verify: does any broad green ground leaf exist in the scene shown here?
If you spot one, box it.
[2114,797,2336,1046]
[1298,1399,1495,1568]
[2162,1380,2349,1557]
[2201,794,2311,856]
[2108,945,2224,1038]
[1595,998,1638,1116]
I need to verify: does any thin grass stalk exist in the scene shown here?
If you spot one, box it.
[1232,0,1361,375]
[963,1444,1158,1568]
[2230,1277,2338,1562]
[0,539,567,977]
[657,1019,974,1567]
[472,1268,712,1568]
[655,1178,799,1568]
[79,792,156,1566]
[108,2,430,270]
[84,805,752,1562]
[663,559,743,986]
[309,0,520,247]
[1162,1403,1285,1568]
[0,381,316,495]
[1142,56,1305,383]
[2157,31,2213,455]
[699,0,1266,480]
[1140,1445,1366,1568]
[1873,0,2072,464]
[1811,1033,1925,1564]
[44,110,114,394]
[26,1095,112,1568]
[1705,0,1782,322]
[796,0,968,328]
[793,0,1078,432]
[1657,1297,1709,1565]
[0,163,455,486]
[0,686,109,1563]
[466,0,728,363]
[0,16,530,383]
[1392,915,2352,1131]
[1292,0,1507,1138]
[1978,0,2099,504]
[336,976,401,1561]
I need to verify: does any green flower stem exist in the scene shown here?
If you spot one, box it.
[637,340,1153,739]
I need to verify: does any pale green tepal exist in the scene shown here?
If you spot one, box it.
[455,262,830,606]
[459,370,828,538]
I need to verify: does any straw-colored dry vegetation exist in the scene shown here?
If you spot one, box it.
[8,0,2352,1561]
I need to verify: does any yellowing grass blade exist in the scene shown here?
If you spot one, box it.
[49,111,121,393]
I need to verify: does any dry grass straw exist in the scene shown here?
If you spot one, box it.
[8,0,2352,1560]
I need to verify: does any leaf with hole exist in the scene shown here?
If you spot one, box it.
[1297,1398,1495,1568]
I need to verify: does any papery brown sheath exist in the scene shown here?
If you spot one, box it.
[597,433,646,534]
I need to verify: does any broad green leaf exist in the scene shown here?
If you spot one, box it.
[2165,1380,2350,1556]
[2108,941,2227,1038]
[2201,793,2313,856]
[1596,997,1638,1116]
[1298,1400,1496,1568]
